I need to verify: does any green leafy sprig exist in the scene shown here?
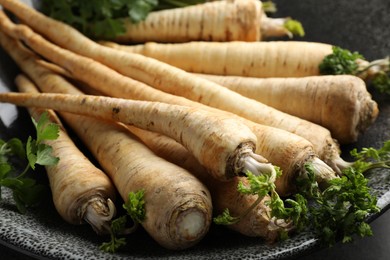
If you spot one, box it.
[296,139,390,246]
[319,46,390,94]
[213,168,308,239]
[350,140,390,172]
[284,19,305,37]
[297,164,380,245]
[262,1,277,14]
[0,112,60,213]
[100,189,146,253]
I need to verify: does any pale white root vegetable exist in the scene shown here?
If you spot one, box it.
[0,9,342,176]
[81,81,336,195]
[112,0,296,43]
[196,74,379,144]
[64,115,213,250]
[0,90,271,181]
[2,35,285,240]
[0,16,338,195]
[11,69,214,251]
[13,74,117,234]
[101,40,332,77]
[126,125,292,241]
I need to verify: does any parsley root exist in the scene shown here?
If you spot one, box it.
[0,9,339,194]
[0,10,339,172]
[67,116,213,250]
[197,74,379,144]
[9,60,213,250]
[100,40,332,77]
[0,90,271,181]
[126,126,290,241]
[14,74,117,234]
[104,41,390,94]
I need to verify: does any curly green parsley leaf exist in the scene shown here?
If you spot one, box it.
[213,169,279,225]
[350,140,390,172]
[319,46,363,75]
[372,72,390,95]
[319,46,390,94]
[123,189,146,223]
[100,189,146,253]
[99,215,128,253]
[213,208,240,225]
[214,167,308,239]
[296,162,380,246]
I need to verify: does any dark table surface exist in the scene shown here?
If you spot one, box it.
[1,0,390,259]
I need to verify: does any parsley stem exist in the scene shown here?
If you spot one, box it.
[362,160,390,172]
[120,221,140,236]
[17,163,31,179]
[356,57,390,78]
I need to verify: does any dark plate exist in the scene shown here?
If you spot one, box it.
[0,0,389,259]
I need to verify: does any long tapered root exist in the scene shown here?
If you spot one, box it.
[82,197,116,235]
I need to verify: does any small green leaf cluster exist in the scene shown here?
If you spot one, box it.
[284,19,305,37]
[319,46,363,75]
[350,140,390,172]
[99,216,127,253]
[28,113,60,169]
[0,112,60,213]
[123,189,146,223]
[213,208,239,225]
[296,139,390,246]
[372,71,390,95]
[319,46,390,94]
[213,170,280,225]
[42,0,205,39]
[309,167,379,245]
[100,189,146,253]
[213,167,309,239]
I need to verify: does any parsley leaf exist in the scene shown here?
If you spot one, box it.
[372,72,390,95]
[100,189,146,253]
[27,112,60,170]
[213,208,239,225]
[350,140,390,172]
[319,46,363,75]
[214,168,308,240]
[0,112,60,213]
[99,216,128,253]
[319,46,390,94]
[123,189,146,223]
[296,157,382,246]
